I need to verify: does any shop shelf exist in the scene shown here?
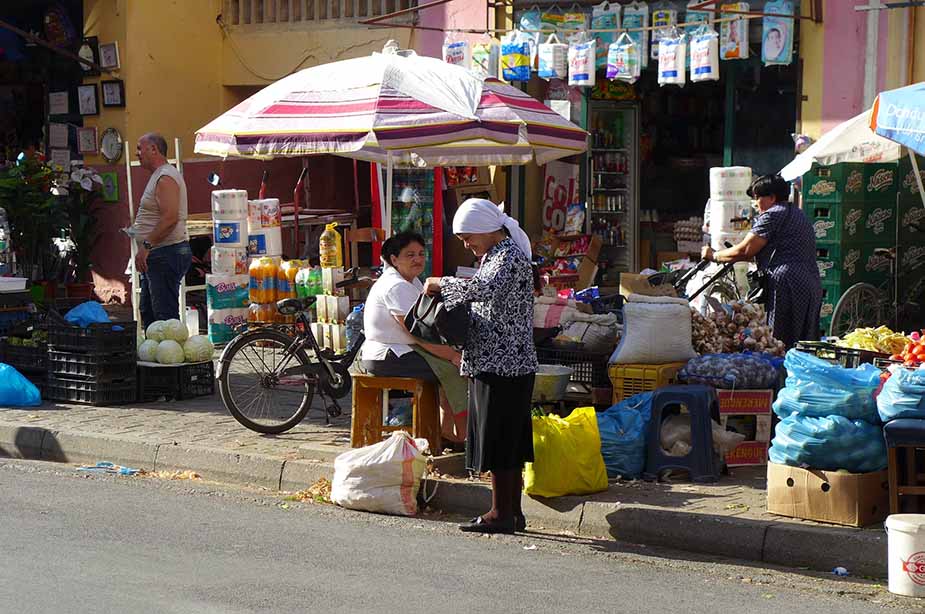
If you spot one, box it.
[48,321,137,354]
[608,362,685,404]
[793,341,887,369]
[0,341,48,373]
[45,375,137,406]
[536,347,611,388]
[137,361,215,401]
[48,350,137,382]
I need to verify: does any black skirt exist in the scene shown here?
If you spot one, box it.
[466,372,535,473]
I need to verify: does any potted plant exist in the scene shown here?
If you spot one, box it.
[51,166,103,298]
[0,156,65,282]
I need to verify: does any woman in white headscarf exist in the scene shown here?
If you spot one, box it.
[423,198,537,535]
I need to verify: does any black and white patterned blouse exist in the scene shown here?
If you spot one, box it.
[441,237,538,378]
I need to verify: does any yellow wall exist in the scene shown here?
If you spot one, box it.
[915,9,925,84]
[797,2,825,139]
[81,0,128,164]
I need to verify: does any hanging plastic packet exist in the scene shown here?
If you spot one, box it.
[720,2,749,60]
[501,30,532,82]
[761,0,794,66]
[689,26,720,82]
[442,33,471,68]
[685,0,714,35]
[568,37,596,87]
[519,6,543,67]
[592,1,621,69]
[657,29,686,87]
[562,5,590,44]
[607,32,641,83]
[650,7,677,61]
[541,7,565,47]
[538,33,569,80]
[472,36,500,78]
[622,2,650,68]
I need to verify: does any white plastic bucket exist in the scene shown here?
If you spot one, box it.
[885,514,925,597]
[532,365,573,403]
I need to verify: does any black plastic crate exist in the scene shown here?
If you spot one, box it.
[25,372,46,398]
[48,350,136,382]
[536,347,611,387]
[48,321,137,354]
[0,309,31,336]
[45,375,137,406]
[0,341,47,372]
[138,361,215,401]
[794,341,887,369]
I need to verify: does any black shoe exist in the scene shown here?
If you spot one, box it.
[514,513,527,532]
[459,515,515,534]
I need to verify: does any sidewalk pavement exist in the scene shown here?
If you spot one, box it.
[0,393,887,579]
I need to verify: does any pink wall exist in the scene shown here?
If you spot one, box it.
[820,0,868,132]
[416,0,489,59]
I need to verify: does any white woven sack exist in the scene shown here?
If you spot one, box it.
[331,431,429,516]
[609,294,697,364]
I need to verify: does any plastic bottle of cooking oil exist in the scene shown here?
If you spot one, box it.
[319,223,343,269]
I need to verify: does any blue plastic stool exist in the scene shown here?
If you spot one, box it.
[643,385,721,483]
[884,419,925,514]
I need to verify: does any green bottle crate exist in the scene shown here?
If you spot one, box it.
[859,243,894,283]
[899,198,925,243]
[802,162,898,204]
[898,154,925,200]
[860,203,897,243]
[805,201,866,244]
[815,243,864,284]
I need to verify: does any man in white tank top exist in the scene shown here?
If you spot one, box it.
[128,133,191,326]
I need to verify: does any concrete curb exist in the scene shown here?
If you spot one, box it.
[0,421,886,578]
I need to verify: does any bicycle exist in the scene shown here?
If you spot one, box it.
[216,267,378,434]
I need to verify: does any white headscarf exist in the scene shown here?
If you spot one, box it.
[452,198,532,259]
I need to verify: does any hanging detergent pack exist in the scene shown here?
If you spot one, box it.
[562,7,590,44]
[762,1,794,66]
[622,2,650,68]
[685,0,714,35]
[690,28,720,82]
[720,2,750,60]
[442,34,471,67]
[568,38,596,87]
[472,38,500,78]
[519,7,542,65]
[607,33,641,83]
[657,33,686,87]
[650,8,677,61]
[538,33,569,80]
[592,1,621,69]
[501,30,532,81]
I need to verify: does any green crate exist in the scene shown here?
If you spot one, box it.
[859,243,894,283]
[899,199,925,243]
[899,243,925,281]
[815,243,864,283]
[898,154,925,200]
[819,280,848,323]
[899,267,925,305]
[802,162,898,203]
[861,203,897,243]
[805,201,866,244]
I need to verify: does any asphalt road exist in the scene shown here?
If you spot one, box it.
[0,459,917,614]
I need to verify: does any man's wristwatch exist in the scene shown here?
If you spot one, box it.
[142,240,153,250]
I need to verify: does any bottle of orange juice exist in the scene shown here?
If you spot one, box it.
[248,302,261,324]
[258,302,276,323]
[248,259,263,304]
[277,260,301,301]
[257,257,278,303]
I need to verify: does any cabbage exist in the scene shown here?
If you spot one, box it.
[163,318,189,342]
[183,335,214,362]
[138,339,160,362]
[155,339,185,364]
[146,320,168,342]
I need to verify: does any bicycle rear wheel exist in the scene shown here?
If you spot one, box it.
[218,328,315,434]
[829,283,885,338]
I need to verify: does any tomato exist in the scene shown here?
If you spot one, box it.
[916,346,925,358]
[891,354,904,361]
[906,360,919,367]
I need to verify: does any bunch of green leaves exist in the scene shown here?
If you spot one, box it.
[0,158,65,278]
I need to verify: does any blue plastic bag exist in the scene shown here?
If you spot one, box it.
[773,350,881,423]
[0,363,41,407]
[878,367,925,422]
[769,414,887,473]
[65,301,111,328]
[596,392,654,479]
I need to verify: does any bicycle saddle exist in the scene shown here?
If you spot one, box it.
[276,297,314,315]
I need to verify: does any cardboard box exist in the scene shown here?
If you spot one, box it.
[322,267,346,296]
[315,295,329,323]
[310,323,325,348]
[331,323,347,353]
[325,295,351,324]
[717,390,773,467]
[766,463,890,527]
[717,389,774,414]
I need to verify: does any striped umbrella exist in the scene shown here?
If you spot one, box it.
[194,51,588,166]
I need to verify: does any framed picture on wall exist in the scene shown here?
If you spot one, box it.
[100,171,119,202]
[48,91,69,115]
[77,36,100,76]
[77,84,99,116]
[77,127,98,154]
[101,79,124,107]
[99,41,120,69]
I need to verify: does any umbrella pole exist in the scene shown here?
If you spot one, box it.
[910,150,925,209]
[385,152,394,237]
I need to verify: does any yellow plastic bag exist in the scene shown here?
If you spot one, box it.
[524,406,608,498]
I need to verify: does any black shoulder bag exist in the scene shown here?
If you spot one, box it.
[746,204,792,305]
[404,293,470,348]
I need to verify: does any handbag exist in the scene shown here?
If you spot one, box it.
[746,204,791,305]
[404,293,470,348]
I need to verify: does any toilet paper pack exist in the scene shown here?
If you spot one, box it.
[206,274,250,310]
[210,246,248,275]
[211,189,248,219]
[207,308,248,344]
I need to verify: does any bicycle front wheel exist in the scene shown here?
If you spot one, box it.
[829,282,885,338]
[218,328,315,434]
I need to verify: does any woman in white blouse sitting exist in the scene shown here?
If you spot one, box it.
[360,232,464,443]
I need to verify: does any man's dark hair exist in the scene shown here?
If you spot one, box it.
[747,174,791,203]
[381,231,426,267]
[144,133,168,156]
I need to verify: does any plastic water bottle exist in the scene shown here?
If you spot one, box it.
[345,304,364,351]
[0,207,10,276]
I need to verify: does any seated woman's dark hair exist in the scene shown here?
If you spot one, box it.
[747,174,791,203]
[381,231,426,267]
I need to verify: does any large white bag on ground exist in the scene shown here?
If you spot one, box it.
[610,294,697,364]
[331,431,430,516]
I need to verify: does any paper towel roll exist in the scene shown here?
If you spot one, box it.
[247,200,262,228]
[206,274,250,310]
[211,189,248,219]
[213,220,246,248]
[709,200,753,233]
[210,246,248,275]
[207,307,248,344]
[248,227,283,257]
[247,198,281,228]
[710,166,752,188]
[710,186,750,201]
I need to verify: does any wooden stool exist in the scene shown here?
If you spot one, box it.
[885,419,925,514]
[351,374,441,454]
